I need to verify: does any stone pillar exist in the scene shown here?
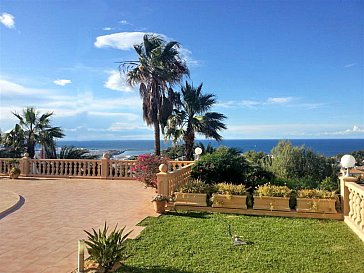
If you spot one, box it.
[340,176,358,215]
[20,153,30,177]
[101,153,110,179]
[157,164,169,196]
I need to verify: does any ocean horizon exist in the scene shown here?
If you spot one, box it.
[57,139,364,158]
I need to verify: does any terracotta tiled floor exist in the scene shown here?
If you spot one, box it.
[0,177,158,273]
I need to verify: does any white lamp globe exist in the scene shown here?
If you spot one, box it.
[195,147,202,155]
[340,155,356,168]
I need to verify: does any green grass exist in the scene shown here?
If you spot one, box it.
[121,212,364,273]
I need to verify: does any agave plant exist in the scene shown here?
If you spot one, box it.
[84,222,132,272]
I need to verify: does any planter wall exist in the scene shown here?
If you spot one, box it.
[254,196,291,211]
[296,198,337,214]
[212,194,247,209]
[174,193,207,207]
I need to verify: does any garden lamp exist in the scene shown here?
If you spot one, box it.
[340,155,356,176]
[195,147,202,160]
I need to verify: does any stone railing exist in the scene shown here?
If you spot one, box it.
[340,176,364,242]
[0,158,20,174]
[0,155,193,180]
[156,162,194,196]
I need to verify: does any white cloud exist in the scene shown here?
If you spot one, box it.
[108,122,149,131]
[0,79,48,95]
[216,97,323,110]
[102,27,114,31]
[0,13,15,29]
[104,70,134,92]
[88,112,139,121]
[344,63,356,68]
[321,125,364,136]
[95,31,198,65]
[94,32,146,50]
[119,20,129,25]
[267,97,293,104]
[53,79,72,86]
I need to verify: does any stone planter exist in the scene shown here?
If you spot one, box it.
[296,198,337,214]
[253,196,291,211]
[174,193,207,207]
[212,194,247,209]
[152,200,166,214]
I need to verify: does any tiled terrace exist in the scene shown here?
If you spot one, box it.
[0,177,158,273]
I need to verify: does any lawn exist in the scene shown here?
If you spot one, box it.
[121,212,364,273]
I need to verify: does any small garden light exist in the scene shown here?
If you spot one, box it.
[340,154,356,176]
[194,147,202,160]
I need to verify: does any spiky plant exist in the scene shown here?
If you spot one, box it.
[84,223,132,272]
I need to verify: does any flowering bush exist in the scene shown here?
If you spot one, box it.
[131,154,168,188]
[152,194,171,202]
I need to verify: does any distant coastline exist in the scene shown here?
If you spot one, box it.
[56,139,364,158]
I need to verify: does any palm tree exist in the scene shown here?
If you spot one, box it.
[6,107,64,158]
[120,34,189,155]
[164,82,227,160]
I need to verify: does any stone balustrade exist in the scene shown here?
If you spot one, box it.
[0,158,20,174]
[157,162,194,196]
[0,155,193,180]
[340,176,364,242]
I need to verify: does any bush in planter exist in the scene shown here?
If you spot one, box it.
[131,154,168,188]
[176,179,212,194]
[215,183,247,196]
[84,222,132,272]
[212,183,249,209]
[255,184,292,198]
[297,189,336,199]
[296,189,337,213]
[254,184,292,211]
[175,179,212,207]
[191,147,248,184]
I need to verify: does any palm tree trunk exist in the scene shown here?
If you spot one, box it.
[184,131,195,161]
[154,121,161,155]
[27,140,35,159]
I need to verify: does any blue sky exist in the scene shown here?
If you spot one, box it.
[0,0,363,140]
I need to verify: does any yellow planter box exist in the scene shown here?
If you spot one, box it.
[174,193,207,207]
[254,196,291,211]
[296,198,337,214]
[212,194,247,209]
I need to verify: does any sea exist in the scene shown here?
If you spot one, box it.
[56,139,364,159]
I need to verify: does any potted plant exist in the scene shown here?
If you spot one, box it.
[9,166,21,179]
[254,184,292,211]
[152,194,170,213]
[296,189,337,213]
[174,179,210,207]
[212,183,248,209]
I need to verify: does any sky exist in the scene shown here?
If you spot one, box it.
[0,0,363,140]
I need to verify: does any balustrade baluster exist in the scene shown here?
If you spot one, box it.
[349,189,355,219]
[355,193,361,225]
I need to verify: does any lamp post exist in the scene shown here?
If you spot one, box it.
[340,155,356,176]
[78,239,85,273]
[194,147,202,160]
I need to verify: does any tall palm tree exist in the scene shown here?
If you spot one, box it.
[7,107,64,158]
[164,82,227,160]
[120,34,189,155]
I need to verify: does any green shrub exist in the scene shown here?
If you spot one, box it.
[190,146,248,184]
[319,176,339,192]
[176,179,211,194]
[215,183,247,195]
[255,184,292,197]
[297,189,336,199]
[84,223,132,272]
